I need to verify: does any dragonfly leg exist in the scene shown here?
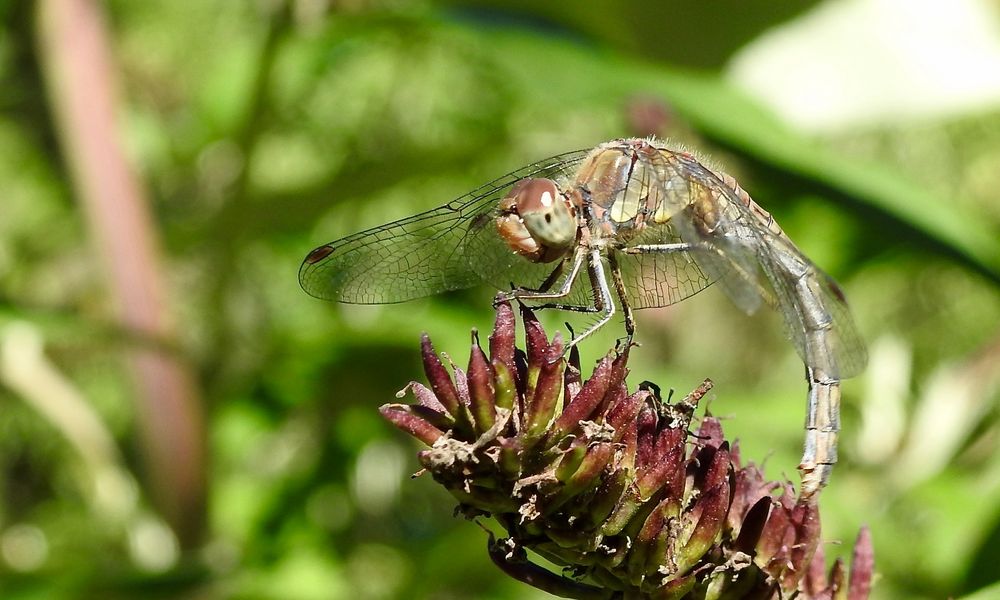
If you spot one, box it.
[606,252,634,339]
[518,249,614,347]
[526,303,600,314]
[494,247,586,306]
[622,242,695,254]
[562,249,615,350]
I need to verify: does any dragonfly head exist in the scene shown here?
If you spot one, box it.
[496,178,577,263]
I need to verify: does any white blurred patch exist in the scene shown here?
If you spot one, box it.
[347,544,410,599]
[892,338,1000,487]
[1,524,48,572]
[306,484,353,532]
[351,440,406,515]
[128,514,179,572]
[855,335,910,463]
[728,0,1000,131]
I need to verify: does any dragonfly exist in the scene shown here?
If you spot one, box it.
[300,138,867,496]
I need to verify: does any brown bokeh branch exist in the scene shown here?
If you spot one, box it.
[35,0,206,547]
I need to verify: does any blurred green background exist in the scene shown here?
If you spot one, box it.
[3,1,1000,598]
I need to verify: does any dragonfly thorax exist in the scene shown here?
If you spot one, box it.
[495,178,577,263]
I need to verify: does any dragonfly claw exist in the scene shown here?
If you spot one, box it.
[615,335,637,354]
[493,291,516,307]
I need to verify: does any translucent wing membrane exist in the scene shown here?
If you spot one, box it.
[661,152,776,314]
[612,221,713,310]
[633,149,867,377]
[755,239,869,379]
[299,150,590,303]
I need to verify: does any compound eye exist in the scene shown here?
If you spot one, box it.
[496,178,574,263]
[513,178,561,215]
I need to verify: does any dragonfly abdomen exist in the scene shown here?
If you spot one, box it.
[716,171,788,240]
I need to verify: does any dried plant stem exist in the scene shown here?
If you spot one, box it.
[35,0,206,546]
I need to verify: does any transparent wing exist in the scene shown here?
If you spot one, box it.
[640,149,868,377]
[753,235,869,379]
[612,221,714,310]
[299,150,591,303]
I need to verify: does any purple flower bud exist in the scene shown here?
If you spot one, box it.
[382,306,872,599]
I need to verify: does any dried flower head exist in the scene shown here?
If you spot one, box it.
[380,303,873,599]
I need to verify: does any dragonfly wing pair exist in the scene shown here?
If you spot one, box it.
[299,149,718,314]
[298,150,590,304]
[300,141,866,380]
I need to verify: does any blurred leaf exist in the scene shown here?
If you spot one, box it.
[958,580,1000,600]
[440,0,822,68]
[961,503,1000,595]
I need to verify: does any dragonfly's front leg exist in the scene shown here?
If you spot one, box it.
[556,248,615,349]
[494,246,587,306]
[498,248,615,349]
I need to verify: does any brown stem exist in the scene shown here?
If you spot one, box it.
[35,0,206,547]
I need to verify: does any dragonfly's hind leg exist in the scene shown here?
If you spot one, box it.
[494,248,616,351]
[607,252,634,344]
[558,249,616,349]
